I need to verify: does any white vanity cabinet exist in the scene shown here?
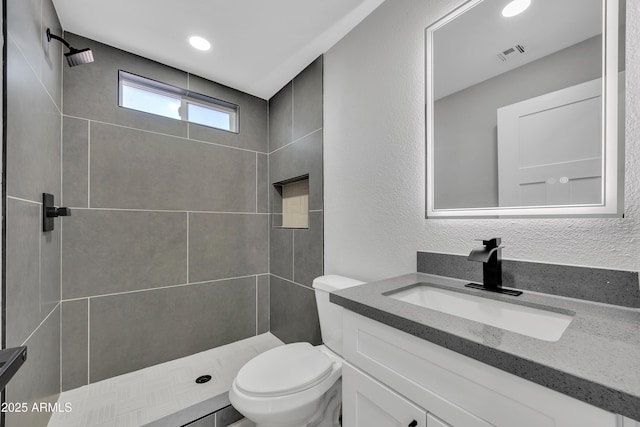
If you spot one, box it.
[343,363,428,427]
[341,310,624,427]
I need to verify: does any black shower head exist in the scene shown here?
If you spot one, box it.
[46,28,94,67]
[65,48,94,67]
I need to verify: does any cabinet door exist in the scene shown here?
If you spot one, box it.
[427,414,452,427]
[343,363,427,427]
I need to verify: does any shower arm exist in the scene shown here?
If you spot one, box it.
[46,28,73,51]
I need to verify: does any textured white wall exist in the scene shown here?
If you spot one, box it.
[324,0,640,282]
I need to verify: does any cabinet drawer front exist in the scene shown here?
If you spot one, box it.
[343,311,617,427]
[343,363,427,427]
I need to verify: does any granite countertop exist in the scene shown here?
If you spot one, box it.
[331,273,640,421]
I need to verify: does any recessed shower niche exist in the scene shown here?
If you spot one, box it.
[272,176,309,228]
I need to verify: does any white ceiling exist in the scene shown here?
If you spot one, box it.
[52,0,386,99]
[434,0,603,99]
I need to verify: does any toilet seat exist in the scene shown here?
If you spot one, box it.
[235,343,334,397]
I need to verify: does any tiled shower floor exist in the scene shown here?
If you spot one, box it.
[48,333,283,427]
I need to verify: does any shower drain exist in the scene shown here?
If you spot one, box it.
[195,375,212,384]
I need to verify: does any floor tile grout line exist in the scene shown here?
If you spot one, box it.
[61,114,269,155]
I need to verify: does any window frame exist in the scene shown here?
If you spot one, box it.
[118,70,239,133]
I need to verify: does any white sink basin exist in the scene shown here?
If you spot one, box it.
[387,285,573,342]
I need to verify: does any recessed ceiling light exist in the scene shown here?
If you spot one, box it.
[189,36,211,51]
[502,0,531,17]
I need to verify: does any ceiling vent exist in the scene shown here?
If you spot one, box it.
[496,44,526,62]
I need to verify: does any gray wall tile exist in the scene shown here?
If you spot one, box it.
[58,31,270,389]
[6,37,61,202]
[41,224,61,317]
[270,226,293,281]
[4,2,63,422]
[41,0,63,109]
[62,117,88,207]
[267,57,324,343]
[89,278,256,382]
[62,33,188,137]
[257,275,270,334]
[187,74,268,153]
[7,0,41,82]
[215,405,244,426]
[293,212,324,288]
[62,210,187,299]
[6,198,41,347]
[257,153,269,213]
[268,82,293,152]
[61,300,89,391]
[189,213,268,282]
[89,122,257,212]
[269,276,321,345]
[269,131,323,210]
[293,57,323,140]
[5,306,61,427]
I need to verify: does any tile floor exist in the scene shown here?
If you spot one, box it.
[48,333,282,427]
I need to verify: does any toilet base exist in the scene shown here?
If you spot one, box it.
[254,379,342,427]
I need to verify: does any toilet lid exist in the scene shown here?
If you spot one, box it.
[235,343,333,397]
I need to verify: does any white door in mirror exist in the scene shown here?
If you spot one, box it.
[497,78,602,207]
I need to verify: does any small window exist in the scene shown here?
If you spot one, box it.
[118,71,238,133]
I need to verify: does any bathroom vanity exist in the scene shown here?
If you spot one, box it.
[332,273,640,427]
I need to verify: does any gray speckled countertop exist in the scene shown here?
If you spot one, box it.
[331,273,640,421]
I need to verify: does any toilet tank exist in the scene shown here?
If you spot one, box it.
[313,275,365,356]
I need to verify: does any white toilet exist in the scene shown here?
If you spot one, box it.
[229,275,365,427]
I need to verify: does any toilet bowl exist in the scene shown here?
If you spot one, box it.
[229,275,365,427]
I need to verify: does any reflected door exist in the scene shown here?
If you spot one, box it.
[497,78,602,207]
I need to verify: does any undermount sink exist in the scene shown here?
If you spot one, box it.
[386,284,573,342]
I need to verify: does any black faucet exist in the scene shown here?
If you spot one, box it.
[465,238,522,296]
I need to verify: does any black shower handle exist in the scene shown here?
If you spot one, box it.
[46,206,71,218]
[42,193,70,232]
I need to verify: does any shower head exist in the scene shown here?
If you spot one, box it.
[46,28,94,67]
[65,48,94,67]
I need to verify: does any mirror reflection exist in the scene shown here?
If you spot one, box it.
[429,0,624,211]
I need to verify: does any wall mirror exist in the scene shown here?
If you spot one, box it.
[425,0,625,218]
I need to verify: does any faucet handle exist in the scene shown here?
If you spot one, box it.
[475,238,502,248]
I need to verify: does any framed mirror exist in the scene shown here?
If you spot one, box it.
[425,0,625,218]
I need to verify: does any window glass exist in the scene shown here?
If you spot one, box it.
[120,84,181,120]
[187,102,231,131]
[118,71,239,133]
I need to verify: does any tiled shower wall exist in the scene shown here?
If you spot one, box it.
[268,57,324,344]
[4,0,63,425]
[59,34,270,390]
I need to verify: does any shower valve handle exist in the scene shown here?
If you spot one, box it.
[46,206,71,217]
[42,193,70,232]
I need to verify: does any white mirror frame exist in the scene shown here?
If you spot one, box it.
[425,0,623,218]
